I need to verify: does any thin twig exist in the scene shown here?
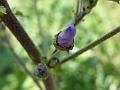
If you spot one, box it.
[73,12,86,26]
[52,50,61,57]
[60,25,120,64]
[4,34,43,90]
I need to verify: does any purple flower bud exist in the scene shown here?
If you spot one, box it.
[54,24,76,50]
[34,64,48,79]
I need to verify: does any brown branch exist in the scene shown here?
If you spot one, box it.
[0,0,41,65]
[44,73,56,90]
[0,1,56,90]
[60,25,120,64]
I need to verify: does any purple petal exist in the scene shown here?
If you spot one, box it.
[57,36,73,45]
[57,23,76,48]
[58,24,76,40]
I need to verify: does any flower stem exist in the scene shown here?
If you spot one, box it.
[60,25,120,64]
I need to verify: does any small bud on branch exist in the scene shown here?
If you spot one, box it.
[54,24,76,51]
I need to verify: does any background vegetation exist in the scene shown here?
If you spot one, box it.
[0,0,120,90]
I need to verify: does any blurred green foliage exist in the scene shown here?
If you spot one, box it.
[0,0,120,90]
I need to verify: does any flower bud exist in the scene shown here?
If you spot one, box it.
[34,64,48,79]
[54,24,76,51]
[48,57,59,68]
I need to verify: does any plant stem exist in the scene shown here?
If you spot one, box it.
[0,0,41,64]
[60,25,120,64]
[44,73,56,90]
[0,1,57,90]
[73,12,86,26]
